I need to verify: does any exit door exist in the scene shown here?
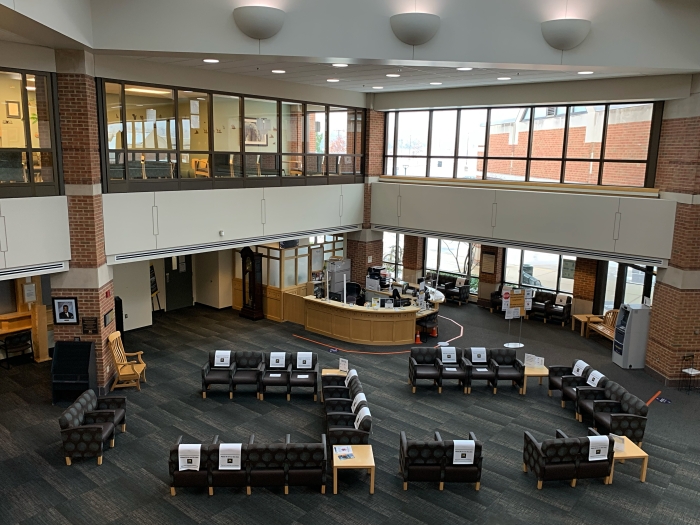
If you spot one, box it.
[165,255,193,311]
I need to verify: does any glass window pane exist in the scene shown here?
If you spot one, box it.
[486,159,526,181]
[601,162,646,187]
[213,94,240,152]
[458,109,487,157]
[649,273,656,305]
[488,108,530,158]
[470,244,481,279]
[604,104,652,160]
[332,155,354,174]
[281,101,303,153]
[429,158,454,178]
[522,251,559,290]
[0,151,27,182]
[383,232,399,276]
[179,153,209,179]
[261,257,268,286]
[297,255,308,284]
[440,240,469,274]
[531,106,565,158]
[396,111,429,156]
[269,257,280,287]
[282,155,303,176]
[329,107,349,154]
[456,158,483,179]
[430,110,457,156]
[394,157,426,177]
[564,161,600,184]
[32,151,53,183]
[505,248,521,285]
[108,151,125,180]
[386,156,394,176]
[284,258,296,287]
[307,104,326,153]
[128,152,175,179]
[306,155,325,176]
[245,154,278,177]
[623,266,645,305]
[386,112,395,156]
[604,261,619,312]
[178,91,208,151]
[426,237,438,271]
[0,71,26,148]
[566,105,604,159]
[212,153,242,177]
[529,160,561,183]
[125,85,175,149]
[244,98,277,153]
[105,83,123,150]
[354,110,363,156]
[560,256,576,293]
[26,74,51,149]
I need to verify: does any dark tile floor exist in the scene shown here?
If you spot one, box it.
[1,302,699,525]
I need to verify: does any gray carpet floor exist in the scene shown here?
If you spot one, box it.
[1,301,699,525]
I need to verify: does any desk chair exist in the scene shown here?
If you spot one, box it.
[0,330,33,369]
[345,282,362,304]
[416,312,439,342]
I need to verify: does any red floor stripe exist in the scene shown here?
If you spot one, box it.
[647,390,662,406]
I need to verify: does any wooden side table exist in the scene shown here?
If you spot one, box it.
[572,314,602,337]
[520,365,549,395]
[332,445,375,495]
[606,436,649,484]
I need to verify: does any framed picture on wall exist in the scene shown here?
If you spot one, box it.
[244,118,268,146]
[53,297,79,325]
[5,100,21,119]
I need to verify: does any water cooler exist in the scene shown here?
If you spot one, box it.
[612,303,651,369]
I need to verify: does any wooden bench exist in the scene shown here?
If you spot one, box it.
[587,309,619,341]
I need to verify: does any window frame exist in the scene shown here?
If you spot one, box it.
[98,79,366,193]
[382,232,404,280]
[423,237,480,295]
[504,248,575,296]
[384,102,662,188]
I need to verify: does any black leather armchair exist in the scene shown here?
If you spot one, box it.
[463,349,496,394]
[247,436,287,493]
[290,352,319,401]
[490,284,504,312]
[440,431,482,491]
[529,290,556,322]
[286,434,327,494]
[399,431,444,490]
[201,351,234,399]
[231,351,264,399]
[408,347,440,393]
[169,436,211,495]
[444,278,470,306]
[0,330,33,369]
[209,435,252,495]
[436,348,467,393]
[488,348,524,394]
[523,430,580,489]
[260,351,292,401]
[547,295,573,325]
[592,388,648,445]
[326,407,372,447]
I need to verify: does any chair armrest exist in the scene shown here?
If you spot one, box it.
[547,366,573,378]
[124,351,143,357]
[258,362,267,374]
[409,357,418,367]
[576,386,606,401]
[587,427,601,436]
[461,357,473,370]
[523,431,543,457]
[202,361,211,379]
[84,410,117,425]
[561,375,588,388]
[514,359,525,372]
[400,431,408,454]
[322,385,350,399]
[469,432,477,442]
[61,425,108,442]
[489,359,499,370]
[555,429,569,439]
[324,398,353,412]
[285,434,291,444]
[97,396,126,410]
[176,435,183,446]
[435,358,444,368]
[212,435,220,444]
[321,434,327,462]
[248,435,255,444]
[434,431,443,442]
[593,400,622,413]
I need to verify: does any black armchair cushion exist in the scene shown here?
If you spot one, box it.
[232,370,259,385]
[209,443,248,487]
[169,441,209,488]
[287,436,327,487]
[204,369,231,385]
[59,390,98,429]
[399,432,445,482]
[489,348,518,366]
[604,381,628,402]
[248,444,287,487]
[235,351,263,368]
[577,435,614,480]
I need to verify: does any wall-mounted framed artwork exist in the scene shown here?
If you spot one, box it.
[53,297,79,325]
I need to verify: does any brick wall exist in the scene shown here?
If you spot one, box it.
[362,182,372,228]
[572,258,597,301]
[402,236,424,271]
[479,245,504,284]
[654,117,700,194]
[346,239,383,283]
[67,195,107,268]
[364,110,385,177]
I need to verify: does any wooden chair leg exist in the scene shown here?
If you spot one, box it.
[412,387,416,393]
[467,387,471,394]
[439,482,444,491]
[537,480,543,490]
[136,378,141,392]
[202,392,206,399]
[570,479,577,488]
[209,487,214,496]
[284,485,289,495]
[97,456,103,466]
[403,482,407,491]
[548,390,552,397]
[65,457,72,466]
[313,394,318,402]
[475,482,481,491]
[522,463,527,472]
[229,392,233,399]
[561,400,566,408]
[321,485,326,494]
[170,487,176,496]
[110,438,115,448]
[438,387,442,394]
[121,423,126,432]
[493,388,497,395]
[246,486,251,496]
[286,394,290,401]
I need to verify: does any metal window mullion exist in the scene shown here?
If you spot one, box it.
[50,72,64,195]
[173,88,181,183]
[519,250,524,287]
[556,256,563,293]
[525,106,535,182]
[644,101,664,188]
[20,73,33,186]
[325,106,329,177]
[425,110,433,177]
[483,109,491,180]
[393,112,399,174]
[453,109,461,178]
[560,106,571,183]
[597,105,610,185]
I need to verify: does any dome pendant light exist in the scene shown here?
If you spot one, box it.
[233,6,286,40]
[390,13,440,46]
[541,18,591,50]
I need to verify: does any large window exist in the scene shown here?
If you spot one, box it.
[424,237,480,295]
[100,80,365,191]
[383,232,404,280]
[0,69,58,197]
[385,103,660,187]
[505,249,576,295]
[602,262,656,312]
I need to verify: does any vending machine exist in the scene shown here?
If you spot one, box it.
[612,304,651,369]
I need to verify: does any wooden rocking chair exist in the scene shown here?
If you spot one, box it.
[108,331,147,391]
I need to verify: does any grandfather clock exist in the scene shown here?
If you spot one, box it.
[240,246,264,320]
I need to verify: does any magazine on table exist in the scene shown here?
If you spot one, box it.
[334,445,353,455]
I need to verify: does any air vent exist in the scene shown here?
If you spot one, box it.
[372,224,667,267]
[0,261,68,280]
[111,225,360,264]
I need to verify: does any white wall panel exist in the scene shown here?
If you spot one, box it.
[397,183,495,238]
[262,186,340,236]
[1,196,70,269]
[155,188,264,249]
[112,260,152,331]
[370,183,400,228]
[103,193,156,256]
[341,184,364,227]
[615,197,676,258]
[493,191,619,253]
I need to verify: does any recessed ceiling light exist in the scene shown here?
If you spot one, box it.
[203,59,219,63]
[327,78,340,82]
[183,90,193,93]
[332,64,348,68]
[372,86,384,89]
[125,87,171,95]
[386,73,400,78]
[497,77,511,80]
[578,71,594,75]
[197,97,206,100]
[457,67,473,71]
[271,69,285,74]
[430,82,442,85]
[26,86,36,91]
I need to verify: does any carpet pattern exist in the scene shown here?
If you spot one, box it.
[1,302,699,525]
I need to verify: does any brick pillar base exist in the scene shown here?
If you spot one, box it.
[477,245,504,306]
[402,236,424,283]
[572,258,598,315]
[347,230,383,284]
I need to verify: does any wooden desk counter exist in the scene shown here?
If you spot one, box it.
[304,296,421,346]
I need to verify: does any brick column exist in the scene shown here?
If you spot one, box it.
[645,82,700,385]
[50,50,116,393]
[402,236,424,283]
[347,110,386,283]
[572,258,598,314]
[477,245,504,306]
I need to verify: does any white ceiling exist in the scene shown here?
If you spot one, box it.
[120,55,650,93]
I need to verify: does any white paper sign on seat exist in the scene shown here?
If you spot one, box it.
[453,440,475,464]
[587,370,605,387]
[441,347,457,364]
[297,352,313,369]
[178,444,201,471]
[572,360,589,376]
[270,352,286,368]
[354,407,371,429]
[471,348,487,363]
[351,393,366,412]
[214,350,231,367]
[588,435,609,461]
[345,369,358,387]
[219,443,242,470]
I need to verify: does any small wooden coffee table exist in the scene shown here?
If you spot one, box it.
[572,314,603,337]
[520,365,549,395]
[606,436,648,484]
[322,368,347,377]
[332,444,375,495]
